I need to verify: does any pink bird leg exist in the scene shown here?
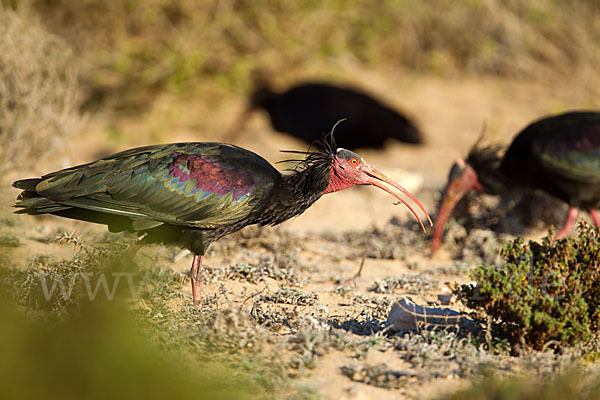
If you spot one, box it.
[555,207,578,239]
[190,254,204,306]
[590,210,600,228]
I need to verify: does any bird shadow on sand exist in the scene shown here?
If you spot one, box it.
[436,190,567,237]
[434,189,570,263]
[329,316,385,336]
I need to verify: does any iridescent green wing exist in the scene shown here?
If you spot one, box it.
[532,113,600,183]
[26,143,280,229]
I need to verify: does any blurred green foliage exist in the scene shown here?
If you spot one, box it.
[0,236,286,399]
[4,0,599,113]
[0,300,252,400]
[441,371,600,400]
[463,222,600,350]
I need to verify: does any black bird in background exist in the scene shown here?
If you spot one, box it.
[226,82,423,150]
[13,136,431,306]
[432,111,600,253]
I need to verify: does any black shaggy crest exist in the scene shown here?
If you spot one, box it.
[279,122,340,172]
[466,140,507,194]
[278,125,339,197]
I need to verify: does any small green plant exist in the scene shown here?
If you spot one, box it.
[341,363,412,389]
[261,286,317,306]
[462,222,600,349]
[0,233,20,247]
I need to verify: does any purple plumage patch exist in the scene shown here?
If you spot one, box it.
[167,154,256,201]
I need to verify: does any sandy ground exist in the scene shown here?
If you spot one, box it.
[4,71,599,399]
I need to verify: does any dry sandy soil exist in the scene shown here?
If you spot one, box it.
[3,71,599,399]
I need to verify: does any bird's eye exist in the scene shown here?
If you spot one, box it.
[350,158,359,165]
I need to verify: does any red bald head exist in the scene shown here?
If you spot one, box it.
[322,148,432,232]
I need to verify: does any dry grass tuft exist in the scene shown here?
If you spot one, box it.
[370,273,441,295]
[0,10,82,172]
[341,363,416,389]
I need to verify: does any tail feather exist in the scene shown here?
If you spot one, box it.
[12,178,42,191]
[12,182,139,233]
[12,176,162,233]
[13,177,71,215]
[14,196,71,214]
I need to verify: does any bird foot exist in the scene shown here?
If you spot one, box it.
[192,281,202,307]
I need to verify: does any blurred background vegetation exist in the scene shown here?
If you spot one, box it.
[6,0,599,112]
[1,0,599,169]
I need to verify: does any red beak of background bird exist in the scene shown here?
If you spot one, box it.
[432,159,484,253]
[359,163,433,232]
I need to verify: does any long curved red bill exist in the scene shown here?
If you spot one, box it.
[432,161,483,253]
[363,165,432,232]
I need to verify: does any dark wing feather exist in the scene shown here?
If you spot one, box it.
[15,143,280,230]
[501,112,600,183]
[500,111,600,207]
[533,115,600,183]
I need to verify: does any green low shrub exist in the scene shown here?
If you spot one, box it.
[463,222,600,350]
